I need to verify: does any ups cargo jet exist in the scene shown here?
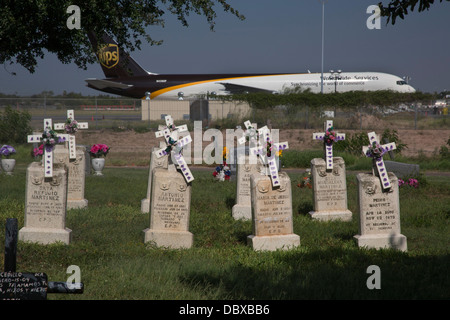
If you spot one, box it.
[85,33,415,100]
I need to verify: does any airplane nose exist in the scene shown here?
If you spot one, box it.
[408,85,416,93]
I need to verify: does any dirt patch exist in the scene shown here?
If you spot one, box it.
[76,127,450,166]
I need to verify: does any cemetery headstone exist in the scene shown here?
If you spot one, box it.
[246,124,299,251]
[354,132,407,251]
[384,160,420,179]
[309,121,351,221]
[308,157,352,221]
[53,110,89,209]
[18,162,71,245]
[232,152,260,220]
[143,115,194,248]
[54,144,88,209]
[354,172,407,251]
[141,142,169,213]
[143,165,193,249]
[248,171,300,251]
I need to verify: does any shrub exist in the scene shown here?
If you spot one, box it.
[0,106,32,144]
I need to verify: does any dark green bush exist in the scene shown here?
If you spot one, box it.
[0,106,32,144]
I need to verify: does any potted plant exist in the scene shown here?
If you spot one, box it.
[89,144,110,175]
[0,145,16,175]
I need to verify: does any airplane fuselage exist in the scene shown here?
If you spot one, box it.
[86,71,416,100]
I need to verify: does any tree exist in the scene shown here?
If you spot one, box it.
[0,0,245,73]
[378,0,449,24]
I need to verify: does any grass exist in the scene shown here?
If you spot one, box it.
[0,164,449,300]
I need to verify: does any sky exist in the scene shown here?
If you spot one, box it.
[1,0,449,96]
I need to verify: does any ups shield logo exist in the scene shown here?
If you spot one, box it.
[98,44,119,69]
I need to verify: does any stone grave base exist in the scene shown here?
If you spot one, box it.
[19,227,72,245]
[354,233,407,252]
[67,199,88,210]
[247,234,300,251]
[143,229,193,249]
[308,210,352,222]
[232,204,252,220]
[140,198,150,213]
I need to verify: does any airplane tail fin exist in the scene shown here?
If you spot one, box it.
[87,32,151,78]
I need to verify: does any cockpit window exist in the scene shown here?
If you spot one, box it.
[397,80,407,85]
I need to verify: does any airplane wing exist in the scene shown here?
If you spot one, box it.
[219,82,274,94]
[85,78,133,90]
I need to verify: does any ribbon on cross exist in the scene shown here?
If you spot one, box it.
[313,120,345,170]
[249,125,289,187]
[362,132,397,190]
[27,119,67,178]
[54,110,88,159]
[155,115,194,183]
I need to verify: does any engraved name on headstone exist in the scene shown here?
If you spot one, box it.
[354,172,407,251]
[143,165,193,249]
[247,172,300,251]
[19,162,71,245]
[308,157,352,221]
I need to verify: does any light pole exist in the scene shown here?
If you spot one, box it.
[330,69,342,117]
[330,69,342,93]
[319,0,326,94]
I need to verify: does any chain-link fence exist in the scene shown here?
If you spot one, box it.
[1,97,448,132]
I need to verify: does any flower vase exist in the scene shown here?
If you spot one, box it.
[91,158,105,176]
[1,159,16,175]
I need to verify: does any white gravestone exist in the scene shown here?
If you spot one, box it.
[232,121,259,220]
[247,171,300,251]
[354,172,407,251]
[308,157,352,221]
[143,165,193,249]
[141,142,169,213]
[52,110,89,209]
[19,162,71,245]
[53,144,88,210]
[309,121,351,221]
[232,153,260,220]
[246,125,299,251]
[354,132,406,251]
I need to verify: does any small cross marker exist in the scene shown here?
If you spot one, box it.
[27,119,66,178]
[54,110,88,159]
[362,132,397,190]
[313,120,345,170]
[155,115,194,183]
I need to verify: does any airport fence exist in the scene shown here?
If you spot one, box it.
[0,96,448,133]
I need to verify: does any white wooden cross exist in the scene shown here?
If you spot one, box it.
[238,120,258,145]
[27,119,67,178]
[250,125,289,187]
[313,120,345,170]
[154,115,194,183]
[362,132,397,190]
[54,110,88,159]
